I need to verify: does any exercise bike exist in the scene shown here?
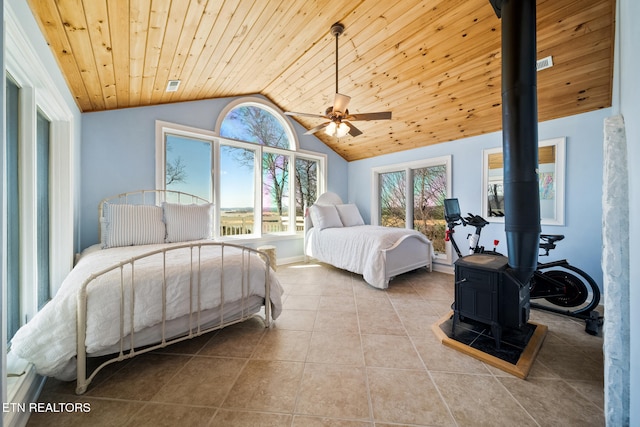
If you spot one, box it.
[444,198,603,335]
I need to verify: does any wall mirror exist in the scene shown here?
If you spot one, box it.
[482,137,565,225]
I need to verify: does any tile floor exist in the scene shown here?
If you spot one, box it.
[27,262,605,426]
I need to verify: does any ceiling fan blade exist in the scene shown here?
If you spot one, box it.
[346,111,392,121]
[345,121,363,137]
[304,122,331,135]
[333,93,351,114]
[285,111,328,119]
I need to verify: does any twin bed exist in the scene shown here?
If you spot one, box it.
[10,190,433,394]
[304,192,433,289]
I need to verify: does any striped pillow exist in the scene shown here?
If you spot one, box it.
[163,202,213,243]
[102,203,165,248]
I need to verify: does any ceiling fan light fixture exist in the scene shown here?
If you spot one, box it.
[324,121,337,136]
[336,122,350,138]
[324,121,349,137]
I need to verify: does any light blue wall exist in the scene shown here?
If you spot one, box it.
[80,96,348,250]
[348,108,610,287]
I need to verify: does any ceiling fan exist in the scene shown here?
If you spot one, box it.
[285,22,392,138]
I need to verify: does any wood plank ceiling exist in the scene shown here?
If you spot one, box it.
[27,0,614,161]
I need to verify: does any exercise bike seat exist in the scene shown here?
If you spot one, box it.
[540,234,564,244]
[539,234,564,255]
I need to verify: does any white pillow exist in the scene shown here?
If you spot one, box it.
[163,202,213,243]
[309,204,343,230]
[335,204,365,227]
[102,203,165,248]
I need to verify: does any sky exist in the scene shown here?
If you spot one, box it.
[166,134,255,209]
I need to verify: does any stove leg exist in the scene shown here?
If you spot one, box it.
[452,311,460,338]
[491,323,502,349]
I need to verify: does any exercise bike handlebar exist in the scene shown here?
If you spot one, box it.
[463,213,489,228]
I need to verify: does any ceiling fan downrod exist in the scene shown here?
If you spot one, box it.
[330,22,345,96]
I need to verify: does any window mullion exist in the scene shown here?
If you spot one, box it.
[372,172,381,226]
[255,145,263,237]
[288,154,296,233]
[213,138,220,239]
[406,167,414,230]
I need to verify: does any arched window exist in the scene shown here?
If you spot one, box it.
[218,100,297,150]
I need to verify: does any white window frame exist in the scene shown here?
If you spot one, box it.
[4,3,77,419]
[5,11,75,335]
[155,99,327,241]
[372,155,452,264]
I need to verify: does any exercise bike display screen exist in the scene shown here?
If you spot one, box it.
[444,198,462,222]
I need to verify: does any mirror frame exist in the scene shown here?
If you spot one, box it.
[481,137,566,225]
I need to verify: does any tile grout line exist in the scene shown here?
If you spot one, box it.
[386,278,460,427]
[353,274,378,425]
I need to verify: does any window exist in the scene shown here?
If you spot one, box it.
[262,150,290,233]
[373,156,452,263]
[219,100,299,235]
[6,78,21,342]
[220,103,292,149]
[413,164,448,254]
[5,79,56,343]
[165,133,213,200]
[219,143,257,236]
[294,157,319,230]
[156,98,326,239]
[380,171,407,228]
[36,110,51,309]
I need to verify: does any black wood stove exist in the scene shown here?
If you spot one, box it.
[449,0,540,350]
[452,254,530,349]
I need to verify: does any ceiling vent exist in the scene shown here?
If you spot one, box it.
[166,80,181,92]
[536,56,553,72]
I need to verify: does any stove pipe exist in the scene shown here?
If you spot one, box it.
[490,0,541,285]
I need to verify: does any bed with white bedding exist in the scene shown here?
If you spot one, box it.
[304,192,433,289]
[9,190,283,394]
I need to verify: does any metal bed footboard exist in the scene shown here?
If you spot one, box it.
[75,241,272,394]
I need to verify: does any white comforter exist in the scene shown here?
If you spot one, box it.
[10,242,283,381]
[305,225,431,289]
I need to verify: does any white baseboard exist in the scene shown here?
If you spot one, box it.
[432,263,454,275]
[275,255,306,266]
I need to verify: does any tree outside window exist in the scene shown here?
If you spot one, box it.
[380,171,406,228]
[413,165,447,254]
